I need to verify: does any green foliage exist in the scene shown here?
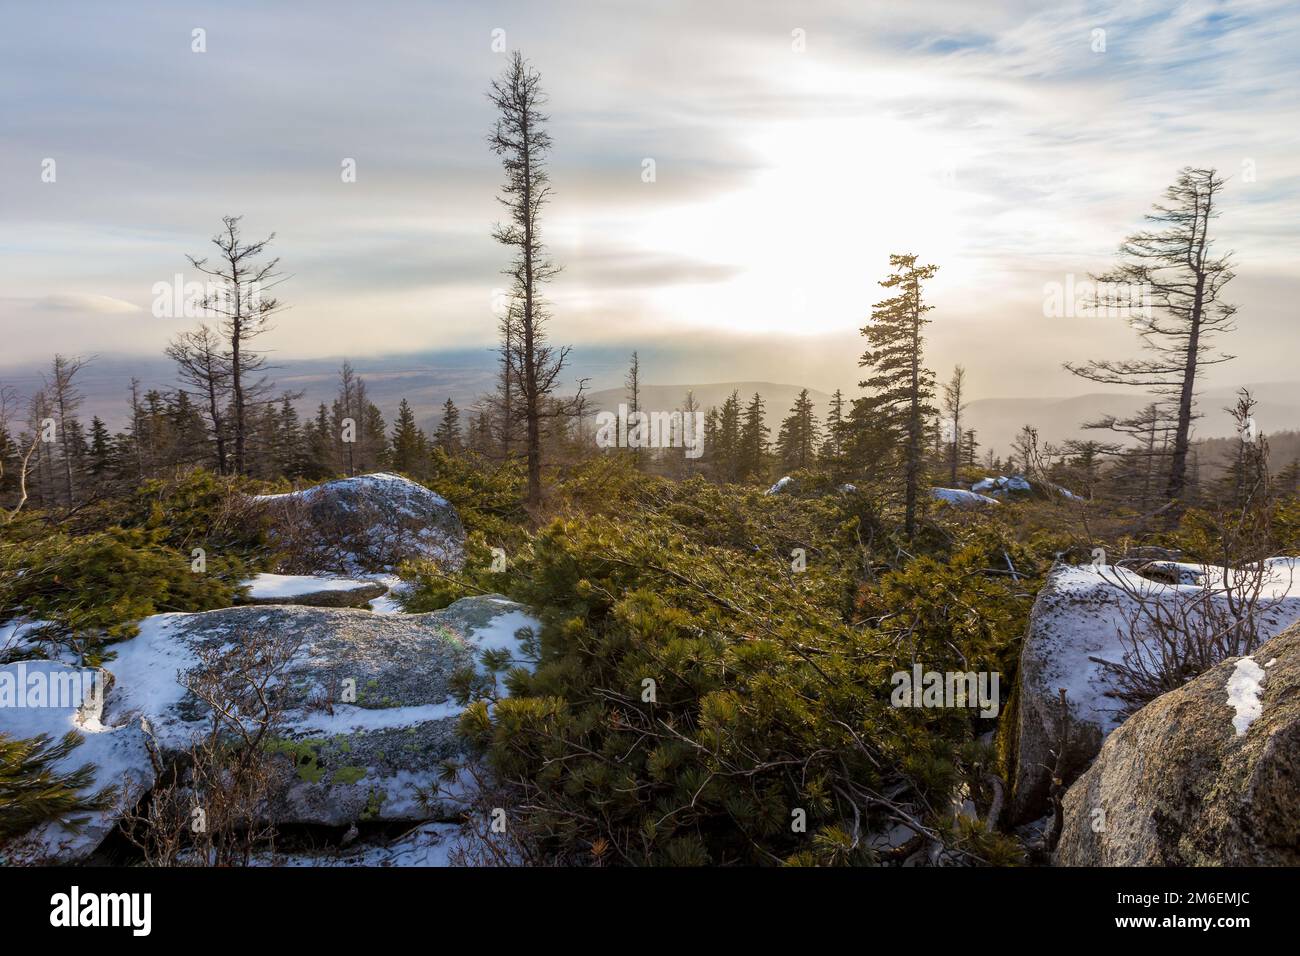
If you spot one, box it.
[0,521,244,645]
[443,464,1042,865]
[116,470,270,557]
[0,731,117,841]
[426,449,528,546]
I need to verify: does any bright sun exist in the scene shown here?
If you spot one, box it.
[633,115,974,336]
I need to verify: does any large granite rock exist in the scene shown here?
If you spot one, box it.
[99,596,540,828]
[1008,561,1300,822]
[1055,622,1300,866]
[254,473,465,575]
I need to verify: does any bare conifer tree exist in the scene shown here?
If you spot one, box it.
[44,354,90,506]
[187,216,287,476]
[1065,168,1236,503]
[625,351,642,467]
[941,365,967,486]
[489,51,584,506]
[166,325,230,474]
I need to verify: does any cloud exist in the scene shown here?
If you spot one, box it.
[0,0,1297,392]
[33,294,142,314]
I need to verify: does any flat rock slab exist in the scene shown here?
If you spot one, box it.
[237,573,388,608]
[98,595,540,828]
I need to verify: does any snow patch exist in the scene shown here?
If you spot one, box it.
[1225,657,1266,736]
[242,573,377,600]
[1037,564,1300,735]
[765,476,794,496]
[931,487,1000,506]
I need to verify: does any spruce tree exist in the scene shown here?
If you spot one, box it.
[433,397,462,455]
[855,253,938,537]
[391,398,426,473]
[710,393,743,483]
[306,403,335,478]
[738,392,769,481]
[775,389,820,472]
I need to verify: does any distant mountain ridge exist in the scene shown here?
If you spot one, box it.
[4,351,1296,453]
[965,383,1300,455]
[583,382,836,419]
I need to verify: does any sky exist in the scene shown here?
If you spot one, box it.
[2,0,1299,400]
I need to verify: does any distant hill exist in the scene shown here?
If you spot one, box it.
[583,382,836,419]
[967,383,1300,456]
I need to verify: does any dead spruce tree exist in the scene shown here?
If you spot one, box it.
[187,215,287,476]
[1065,168,1236,505]
[941,365,967,486]
[489,51,584,506]
[43,354,90,507]
[165,325,231,475]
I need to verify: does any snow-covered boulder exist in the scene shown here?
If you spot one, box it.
[1055,622,1300,865]
[973,475,1082,501]
[0,662,155,865]
[1009,561,1300,821]
[102,595,540,828]
[237,573,389,609]
[254,473,465,575]
[765,476,796,496]
[931,487,1000,508]
[972,475,1032,497]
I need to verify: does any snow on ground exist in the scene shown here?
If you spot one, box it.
[1038,563,1300,734]
[0,619,53,658]
[1137,557,1300,596]
[294,701,466,734]
[367,574,408,614]
[974,474,1084,501]
[463,599,541,693]
[931,487,1000,506]
[1052,483,1086,501]
[0,660,154,863]
[242,573,378,600]
[260,823,463,867]
[100,614,203,747]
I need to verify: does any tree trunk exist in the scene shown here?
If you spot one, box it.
[1165,273,1205,502]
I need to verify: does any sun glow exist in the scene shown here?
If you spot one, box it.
[632,115,976,336]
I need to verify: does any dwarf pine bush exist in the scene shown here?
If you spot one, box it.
[0,472,258,650]
[438,461,1033,865]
